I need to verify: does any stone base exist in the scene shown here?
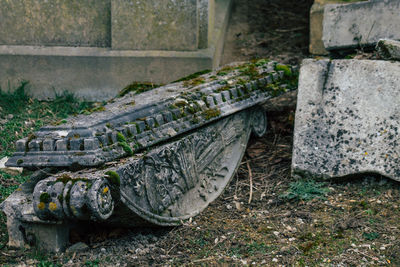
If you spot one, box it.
[9,219,70,253]
[309,0,366,55]
[0,0,232,101]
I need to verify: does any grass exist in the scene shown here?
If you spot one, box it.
[280,179,330,201]
[0,82,94,250]
[0,82,93,157]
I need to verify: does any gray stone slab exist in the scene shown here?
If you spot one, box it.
[377,39,400,61]
[112,0,198,51]
[292,59,400,181]
[323,0,400,51]
[0,0,111,47]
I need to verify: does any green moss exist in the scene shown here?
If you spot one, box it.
[40,192,51,203]
[275,64,292,77]
[202,108,221,120]
[254,58,270,66]
[116,132,126,142]
[183,77,206,87]
[118,141,133,156]
[105,171,121,186]
[16,159,23,165]
[173,69,211,82]
[239,64,259,79]
[118,82,158,97]
[217,71,228,76]
[57,194,63,203]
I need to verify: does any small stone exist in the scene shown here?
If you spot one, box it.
[101,247,106,252]
[66,242,89,253]
[6,114,13,120]
[272,258,278,262]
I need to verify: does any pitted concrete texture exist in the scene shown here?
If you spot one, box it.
[322,0,400,51]
[0,0,111,47]
[112,0,199,51]
[377,39,400,61]
[292,59,400,181]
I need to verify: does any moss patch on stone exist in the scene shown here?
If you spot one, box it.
[202,108,221,120]
[105,171,121,186]
[116,132,126,143]
[118,141,133,156]
[40,192,51,203]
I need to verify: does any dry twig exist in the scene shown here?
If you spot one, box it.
[247,161,253,204]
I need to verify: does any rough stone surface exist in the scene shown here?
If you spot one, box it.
[309,0,366,55]
[377,39,400,61]
[322,0,400,51]
[292,59,400,181]
[0,0,111,47]
[112,0,198,51]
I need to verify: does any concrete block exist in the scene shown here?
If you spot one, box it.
[309,0,366,55]
[323,0,400,51]
[112,0,199,51]
[0,0,111,47]
[293,59,400,181]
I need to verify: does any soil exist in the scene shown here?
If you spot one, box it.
[2,0,399,266]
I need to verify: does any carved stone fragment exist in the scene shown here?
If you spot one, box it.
[0,60,297,251]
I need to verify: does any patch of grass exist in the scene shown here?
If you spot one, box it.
[280,180,330,201]
[363,232,380,241]
[0,82,93,158]
[84,259,100,267]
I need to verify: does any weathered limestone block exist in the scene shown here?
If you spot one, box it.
[377,39,400,61]
[309,0,366,55]
[112,0,200,51]
[322,0,400,51]
[0,0,111,47]
[292,59,400,180]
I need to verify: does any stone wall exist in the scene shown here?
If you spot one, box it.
[0,0,232,100]
[0,0,111,47]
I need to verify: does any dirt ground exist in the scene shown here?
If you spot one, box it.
[3,0,399,266]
